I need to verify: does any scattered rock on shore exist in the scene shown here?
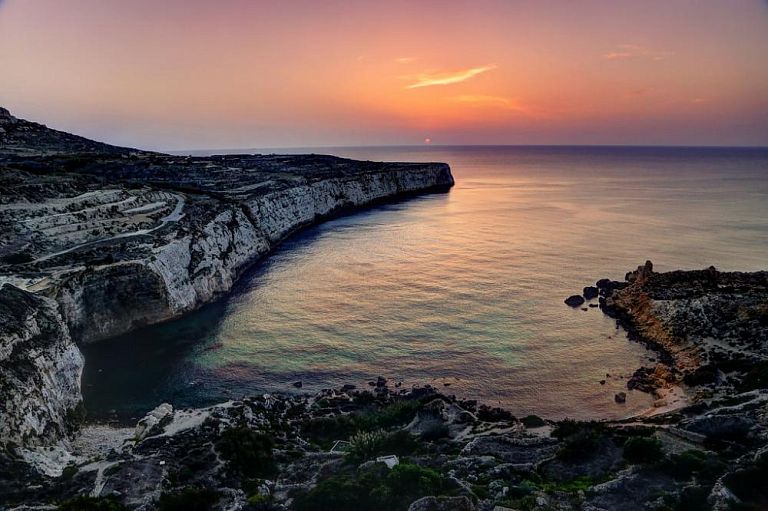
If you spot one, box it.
[564,294,585,307]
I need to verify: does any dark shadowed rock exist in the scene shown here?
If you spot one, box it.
[583,286,599,300]
[565,295,586,307]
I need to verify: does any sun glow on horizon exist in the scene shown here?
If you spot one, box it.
[0,0,766,149]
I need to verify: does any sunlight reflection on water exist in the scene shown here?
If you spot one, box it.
[83,146,768,421]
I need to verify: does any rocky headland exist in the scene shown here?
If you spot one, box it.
[2,109,767,511]
[0,107,453,449]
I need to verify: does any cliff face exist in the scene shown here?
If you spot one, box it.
[42,164,453,343]
[0,284,83,446]
[0,108,454,446]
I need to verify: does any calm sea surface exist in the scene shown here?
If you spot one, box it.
[82,146,768,422]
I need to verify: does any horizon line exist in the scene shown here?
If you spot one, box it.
[166,143,768,154]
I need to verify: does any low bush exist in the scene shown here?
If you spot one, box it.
[347,430,386,463]
[216,427,276,478]
[622,436,664,464]
[347,429,421,462]
[739,361,768,391]
[292,462,451,511]
[302,401,422,447]
[246,493,272,510]
[58,496,126,511]
[301,415,357,446]
[156,487,220,511]
[1,252,33,265]
[420,423,450,442]
[60,464,78,480]
[664,450,725,482]
[552,419,608,462]
[551,419,605,440]
[353,400,422,431]
[723,451,768,509]
[521,415,546,428]
[558,430,600,462]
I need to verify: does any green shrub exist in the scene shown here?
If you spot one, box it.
[558,430,601,462]
[521,415,546,428]
[302,415,357,446]
[380,430,420,456]
[157,487,220,511]
[552,419,608,462]
[506,481,537,499]
[247,493,271,509]
[664,450,725,482]
[293,462,451,511]
[346,429,421,463]
[367,401,421,429]
[420,423,450,442]
[302,401,422,447]
[675,485,714,511]
[552,419,605,439]
[58,495,126,511]
[347,430,386,463]
[622,436,664,464]
[540,476,595,493]
[385,463,448,502]
[216,427,276,478]
[723,451,768,508]
[740,361,768,391]
[60,464,78,480]
[1,252,33,265]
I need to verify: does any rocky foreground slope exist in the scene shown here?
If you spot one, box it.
[0,107,454,448]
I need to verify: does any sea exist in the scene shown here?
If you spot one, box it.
[81,146,768,422]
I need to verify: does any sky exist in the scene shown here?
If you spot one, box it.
[1,0,767,150]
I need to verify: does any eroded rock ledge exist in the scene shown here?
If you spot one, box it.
[595,261,768,402]
[0,108,454,447]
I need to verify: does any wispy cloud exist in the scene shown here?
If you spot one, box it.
[448,95,543,116]
[603,44,672,61]
[406,64,497,89]
[450,95,518,108]
[625,87,654,97]
[396,57,416,64]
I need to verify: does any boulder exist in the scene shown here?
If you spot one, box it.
[565,295,585,307]
[615,392,627,403]
[135,403,174,441]
[583,286,599,300]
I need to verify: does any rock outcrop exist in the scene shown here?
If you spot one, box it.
[0,284,83,447]
[0,108,454,446]
[595,262,768,396]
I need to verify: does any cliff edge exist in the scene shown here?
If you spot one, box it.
[0,108,454,446]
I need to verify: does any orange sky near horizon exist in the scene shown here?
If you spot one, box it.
[1,0,767,150]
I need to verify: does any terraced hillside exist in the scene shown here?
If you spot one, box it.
[0,107,454,446]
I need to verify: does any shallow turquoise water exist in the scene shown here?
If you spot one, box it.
[83,146,768,421]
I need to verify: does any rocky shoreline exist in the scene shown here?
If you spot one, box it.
[2,271,766,511]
